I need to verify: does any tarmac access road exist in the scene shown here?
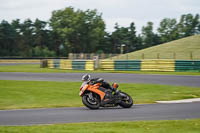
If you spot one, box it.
[0,72,200,87]
[0,102,200,126]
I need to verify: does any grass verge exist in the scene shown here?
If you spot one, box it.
[0,119,200,133]
[0,64,200,75]
[0,80,200,110]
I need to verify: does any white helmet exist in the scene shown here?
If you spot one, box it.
[82,74,91,81]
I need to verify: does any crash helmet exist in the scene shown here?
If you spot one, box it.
[82,74,91,81]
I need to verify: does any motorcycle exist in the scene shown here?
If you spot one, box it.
[79,79,133,109]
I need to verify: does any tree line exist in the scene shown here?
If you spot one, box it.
[0,7,200,57]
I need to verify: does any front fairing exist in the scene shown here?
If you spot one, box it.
[79,82,89,96]
[80,81,88,90]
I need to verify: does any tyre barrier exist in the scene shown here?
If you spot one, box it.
[46,59,94,70]
[175,60,200,72]
[100,60,114,70]
[100,60,141,71]
[141,59,175,72]
[41,59,200,72]
[100,59,200,72]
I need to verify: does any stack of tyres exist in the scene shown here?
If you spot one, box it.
[114,60,141,71]
[175,60,200,72]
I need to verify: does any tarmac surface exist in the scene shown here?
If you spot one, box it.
[0,72,200,87]
[0,102,200,125]
[0,63,39,66]
[157,98,200,103]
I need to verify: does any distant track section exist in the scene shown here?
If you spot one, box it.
[0,72,200,87]
[0,63,39,66]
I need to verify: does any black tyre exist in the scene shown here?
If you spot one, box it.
[82,92,100,109]
[118,92,133,108]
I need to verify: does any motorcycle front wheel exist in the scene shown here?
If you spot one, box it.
[82,92,100,109]
[118,92,133,108]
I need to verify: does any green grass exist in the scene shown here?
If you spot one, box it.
[0,119,200,133]
[0,64,200,75]
[0,80,200,110]
[0,80,81,109]
[0,64,78,73]
[110,35,200,60]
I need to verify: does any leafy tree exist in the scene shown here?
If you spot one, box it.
[0,20,16,56]
[50,7,106,54]
[110,23,129,53]
[141,22,159,48]
[0,11,199,57]
[18,19,34,56]
[157,18,179,43]
[177,13,200,37]
[10,19,22,56]
[96,32,113,53]
[128,22,139,51]
[32,46,56,57]
[33,19,48,48]
[109,22,138,53]
[109,23,121,53]
[32,19,57,56]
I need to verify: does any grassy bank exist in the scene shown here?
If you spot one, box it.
[0,64,200,75]
[0,80,200,110]
[110,35,200,60]
[0,119,200,133]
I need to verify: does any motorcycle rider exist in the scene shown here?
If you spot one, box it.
[81,74,119,94]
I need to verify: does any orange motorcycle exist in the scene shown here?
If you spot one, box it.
[79,79,133,109]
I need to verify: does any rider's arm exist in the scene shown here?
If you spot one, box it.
[102,81,112,90]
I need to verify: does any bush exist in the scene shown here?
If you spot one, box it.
[32,46,56,57]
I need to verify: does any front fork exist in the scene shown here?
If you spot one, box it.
[88,92,95,100]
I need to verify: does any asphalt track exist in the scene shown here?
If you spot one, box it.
[0,63,40,66]
[0,72,200,87]
[0,103,200,126]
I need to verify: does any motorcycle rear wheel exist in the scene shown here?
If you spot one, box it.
[82,92,100,109]
[118,92,133,108]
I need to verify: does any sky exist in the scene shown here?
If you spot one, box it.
[0,0,200,33]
